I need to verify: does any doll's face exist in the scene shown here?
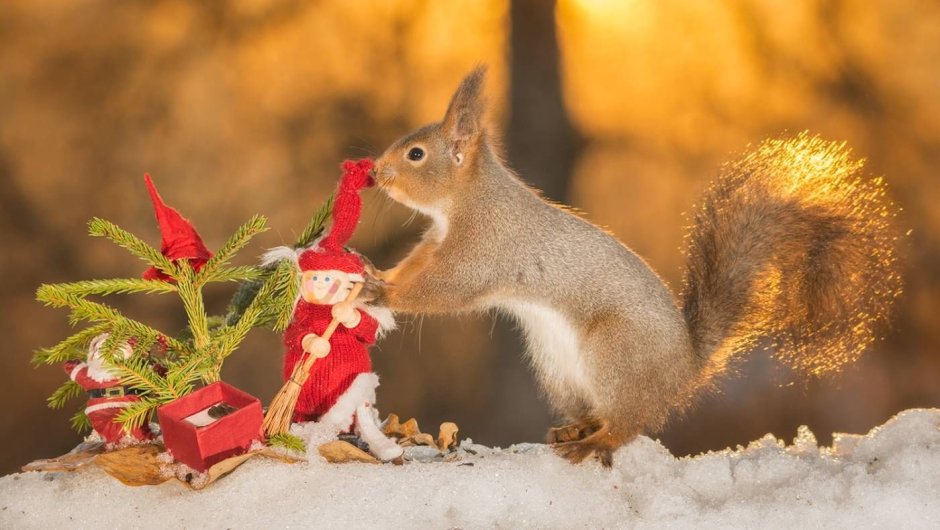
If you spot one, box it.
[301,269,353,305]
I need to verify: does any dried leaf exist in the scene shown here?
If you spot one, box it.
[318,440,379,464]
[22,442,105,473]
[96,445,170,486]
[382,413,422,439]
[254,447,306,464]
[412,433,437,448]
[382,414,400,437]
[400,418,420,437]
[438,422,459,452]
[191,453,253,490]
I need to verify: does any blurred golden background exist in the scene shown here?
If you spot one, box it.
[2,0,939,474]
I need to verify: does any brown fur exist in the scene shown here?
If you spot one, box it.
[370,67,902,466]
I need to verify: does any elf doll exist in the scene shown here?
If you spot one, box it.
[265,159,401,462]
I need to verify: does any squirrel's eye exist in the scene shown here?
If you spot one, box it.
[407,147,425,161]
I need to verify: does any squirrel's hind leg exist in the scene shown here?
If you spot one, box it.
[546,416,604,444]
[551,420,634,467]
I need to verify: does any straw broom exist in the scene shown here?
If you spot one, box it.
[263,282,364,437]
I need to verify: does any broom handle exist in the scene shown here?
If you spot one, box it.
[291,281,365,380]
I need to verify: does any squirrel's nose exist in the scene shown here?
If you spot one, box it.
[372,162,393,187]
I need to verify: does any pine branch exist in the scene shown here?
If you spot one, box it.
[32,323,110,366]
[225,277,264,326]
[109,356,175,400]
[41,278,177,298]
[176,265,210,350]
[114,398,159,430]
[207,315,227,332]
[37,291,187,354]
[200,265,264,285]
[87,217,177,278]
[70,410,91,434]
[272,265,299,332]
[197,215,268,283]
[130,333,159,363]
[224,195,331,328]
[163,354,211,396]
[47,380,83,410]
[295,194,334,248]
[213,261,286,361]
[40,213,286,437]
[267,432,307,454]
[98,324,133,363]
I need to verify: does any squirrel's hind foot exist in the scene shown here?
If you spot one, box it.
[551,419,628,468]
[546,417,604,444]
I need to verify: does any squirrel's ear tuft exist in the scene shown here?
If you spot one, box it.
[442,65,488,143]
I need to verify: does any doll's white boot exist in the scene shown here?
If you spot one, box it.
[355,404,403,462]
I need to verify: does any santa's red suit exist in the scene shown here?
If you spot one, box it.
[64,338,154,445]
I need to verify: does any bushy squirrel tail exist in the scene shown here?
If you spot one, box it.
[681,133,903,386]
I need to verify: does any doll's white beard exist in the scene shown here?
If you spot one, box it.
[85,356,120,383]
[86,333,134,383]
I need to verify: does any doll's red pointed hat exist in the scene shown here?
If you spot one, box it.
[298,158,375,276]
[142,173,213,281]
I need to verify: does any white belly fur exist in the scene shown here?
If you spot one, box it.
[496,299,594,403]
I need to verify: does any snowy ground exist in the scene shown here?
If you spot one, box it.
[2,409,939,529]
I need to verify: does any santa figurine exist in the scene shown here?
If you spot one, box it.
[65,334,155,445]
[265,159,401,462]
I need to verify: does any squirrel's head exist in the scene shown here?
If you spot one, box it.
[374,66,489,217]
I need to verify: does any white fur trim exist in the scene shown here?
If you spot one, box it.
[319,372,379,432]
[85,401,133,414]
[355,404,403,461]
[85,360,120,383]
[69,362,87,382]
[262,246,303,267]
[263,235,326,267]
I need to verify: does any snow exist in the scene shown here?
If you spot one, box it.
[2,409,939,529]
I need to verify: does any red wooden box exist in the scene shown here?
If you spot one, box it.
[157,381,263,472]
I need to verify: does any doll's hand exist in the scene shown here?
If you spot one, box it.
[302,334,331,358]
[332,302,361,328]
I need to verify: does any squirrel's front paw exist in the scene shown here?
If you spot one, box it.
[359,276,391,306]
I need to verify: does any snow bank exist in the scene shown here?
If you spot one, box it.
[2,409,938,529]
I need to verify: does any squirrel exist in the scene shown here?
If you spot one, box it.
[369,66,902,466]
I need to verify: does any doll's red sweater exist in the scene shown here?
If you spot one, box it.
[282,301,378,422]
